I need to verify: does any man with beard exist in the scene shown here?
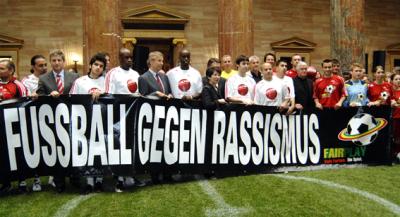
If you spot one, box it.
[167,49,202,100]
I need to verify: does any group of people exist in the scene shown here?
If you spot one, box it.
[0,48,399,195]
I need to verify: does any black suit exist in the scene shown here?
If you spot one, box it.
[37,70,79,95]
[202,76,226,99]
[139,71,171,96]
[293,76,315,110]
[202,83,224,109]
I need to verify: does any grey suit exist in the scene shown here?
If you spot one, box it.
[138,70,171,96]
[36,70,79,95]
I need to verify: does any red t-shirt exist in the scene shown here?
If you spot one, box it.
[285,69,297,78]
[368,82,392,105]
[0,77,27,100]
[313,75,346,108]
[391,88,400,118]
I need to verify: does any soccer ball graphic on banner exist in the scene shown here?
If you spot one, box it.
[338,113,388,146]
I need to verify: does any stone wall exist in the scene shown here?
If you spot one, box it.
[0,0,83,78]
[0,0,399,78]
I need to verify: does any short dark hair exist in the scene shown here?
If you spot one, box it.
[30,55,46,73]
[88,53,107,74]
[276,59,287,67]
[207,57,220,68]
[321,59,332,66]
[235,55,249,65]
[263,52,276,62]
[331,58,340,65]
[205,66,221,78]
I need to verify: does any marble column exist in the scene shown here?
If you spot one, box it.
[330,0,365,71]
[218,0,253,60]
[173,38,187,66]
[83,0,122,74]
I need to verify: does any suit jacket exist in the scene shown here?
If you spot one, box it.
[293,76,315,109]
[202,83,224,109]
[36,70,79,95]
[202,76,226,99]
[138,70,171,96]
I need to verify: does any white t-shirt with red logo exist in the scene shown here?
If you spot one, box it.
[166,66,203,99]
[273,74,295,98]
[254,77,290,106]
[21,74,39,94]
[225,73,256,100]
[105,66,140,94]
[70,75,105,94]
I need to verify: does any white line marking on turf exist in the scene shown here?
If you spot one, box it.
[274,174,400,216]
[54,194,96,217]
[195,175,252,217]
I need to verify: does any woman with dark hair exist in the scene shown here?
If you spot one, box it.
[368,65,392,106]
[202,67,227,109]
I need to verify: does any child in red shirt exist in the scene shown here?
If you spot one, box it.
[368,66,392,106]
[390,73,400,162]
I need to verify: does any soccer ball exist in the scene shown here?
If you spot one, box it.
[346,113,378,146]
[380,91,389,100]
[326,85,335,94]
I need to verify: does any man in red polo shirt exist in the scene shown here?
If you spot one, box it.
[314,59,347,109]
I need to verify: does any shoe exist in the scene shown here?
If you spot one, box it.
[0,183,12,194]
[32,180,42,192]
[133,177,146,187]
[94,182,103,192]
[48,176,56,188]
[82,185,93,195]
[115,181,124,193]
[18,181,28,194]
[124,177,135,187]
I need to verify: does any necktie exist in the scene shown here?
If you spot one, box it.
[56,74,64,94]
[156,74,165,93]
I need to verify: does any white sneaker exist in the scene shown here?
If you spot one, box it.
[48,176,56,188]
[124,177,135,187]
[32,182,42,192]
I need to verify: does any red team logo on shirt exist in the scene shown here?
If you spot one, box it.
[178,79,191,92]
[265,88,277,100]
[127,79,138,93]
[88,88,100,94]
[238,84,249,96]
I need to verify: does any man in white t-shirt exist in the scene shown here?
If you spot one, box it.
[22,55,47,95]
[167,49,202,100]
[273,60,295,114]
[105,48,140,95]
[225,55,256,105]
[254,62,290,107]
[104,48,145,192]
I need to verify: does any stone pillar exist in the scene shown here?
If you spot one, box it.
[218,0,253,60]
[172,38,187,66]
[83,0,122,74]
[330,0,365,71]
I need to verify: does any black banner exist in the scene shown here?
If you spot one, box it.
[0,96,392,182]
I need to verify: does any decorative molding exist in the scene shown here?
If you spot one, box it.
[172,38,187,45]
[386,43,400,54]
[122,38,137,45]
[271,37,316,52]
[121,4,190,25]
[0,34,24,49]
[123,29,185,39]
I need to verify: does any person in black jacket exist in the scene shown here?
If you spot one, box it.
[202,67,227,109]
[293,61,315,110]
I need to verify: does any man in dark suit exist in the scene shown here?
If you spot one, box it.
[35,49,79,193]
[293,61,314,111]
[139,51,172,99]
[36,49,79,96]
